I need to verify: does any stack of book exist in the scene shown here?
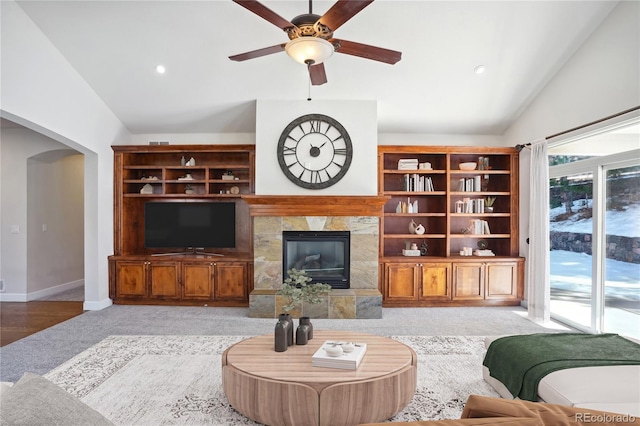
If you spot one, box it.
[397,159,419,170]
[311,341,368,370]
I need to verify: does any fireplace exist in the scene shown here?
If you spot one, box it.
[282,231,350,289]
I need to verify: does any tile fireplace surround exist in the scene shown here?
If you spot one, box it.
[244,196,388,319]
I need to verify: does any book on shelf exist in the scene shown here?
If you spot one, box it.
[469,219,491,235]
[458,176,482,192]
[312,340,368,370]
[404,174,434,192]
[397,159,419,170]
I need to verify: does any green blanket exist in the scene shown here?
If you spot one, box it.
[483,333,640,401]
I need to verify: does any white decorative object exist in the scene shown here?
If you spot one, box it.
[412,200,419,213]
[414,224,425,235]
[185,157,196,166]
[324,344,344,357]
[402,249,421,256]
[140,184,153,194]
[342,342,355,353]
[396,202,402,213]
[459,162,477,171]
[312,341,367,370]
[408,219,417,234]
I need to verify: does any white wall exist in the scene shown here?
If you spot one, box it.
[0,129,83,299]
[255,100,378,195]
[1,1,131,309]
[503,0,640,304]
[27,153,84,297]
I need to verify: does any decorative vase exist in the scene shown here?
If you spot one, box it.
[486,206,494,213]
[299,317,313,340]
[296,324,309,345]
[279,313,294,346]
[408,219,417,234]
[274,318,288,352]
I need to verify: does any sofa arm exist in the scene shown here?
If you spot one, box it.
[462,395,640,426]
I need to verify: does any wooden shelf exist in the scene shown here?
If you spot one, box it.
[378,145,523,307]
[110,144,255,307]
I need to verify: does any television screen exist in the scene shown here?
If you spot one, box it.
[144,202,236,249]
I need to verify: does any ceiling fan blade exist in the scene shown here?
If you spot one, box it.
[232,0,295,30]
[318,0,373,31]
[309,63,328,86]
[331,39,402,64]
[229,43,286,61]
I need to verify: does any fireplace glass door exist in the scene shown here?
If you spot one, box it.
[282,231,350,289]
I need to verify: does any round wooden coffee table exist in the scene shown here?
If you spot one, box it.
[222,330,417,426]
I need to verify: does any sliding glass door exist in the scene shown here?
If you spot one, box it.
[602,164,640,336]
[549,171,594,329]
[548,122,639,339]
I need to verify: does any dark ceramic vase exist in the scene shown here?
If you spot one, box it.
[279,313,294,346]
[296,324,310,345]
[274,318,288,352]
[299,317,313,340]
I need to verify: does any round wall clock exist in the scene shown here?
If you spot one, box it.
[277,114,353,189]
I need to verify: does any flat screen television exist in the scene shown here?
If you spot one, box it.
[144,202,236,251]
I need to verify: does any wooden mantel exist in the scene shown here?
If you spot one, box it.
[242,195,390,217]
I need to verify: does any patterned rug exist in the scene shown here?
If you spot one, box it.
[44,335,499,425]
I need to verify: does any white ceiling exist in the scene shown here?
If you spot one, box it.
[15,0,619,135]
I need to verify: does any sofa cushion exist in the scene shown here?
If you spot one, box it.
[0,372,114,426]
[537,365,640,417]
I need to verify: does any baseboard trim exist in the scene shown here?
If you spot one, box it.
[83,298,112,311]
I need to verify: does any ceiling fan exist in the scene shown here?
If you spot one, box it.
[229,0,402,85]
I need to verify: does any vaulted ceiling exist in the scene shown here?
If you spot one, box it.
[15,1,618,135]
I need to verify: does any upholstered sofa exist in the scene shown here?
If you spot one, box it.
[359,394,640,426]
[482,335,640,418]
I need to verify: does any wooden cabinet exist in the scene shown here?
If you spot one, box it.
[453,261,521,302]
[214,262,248,300]
[182,262,214,299]
[110,145,254,306]
[452,262,484,300]
[383,261,451,305]
[378,146,524,307]
[113,260,180,300]
[110,257,250,305]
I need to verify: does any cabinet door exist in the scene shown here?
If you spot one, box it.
[453,263,484,300]
[115,261,147,298]
[214,262,248,300]
[485,262,518,300]
[384,263,419,301]
[420,263,451,300]
[182,262,214,299]
[148,262,180,299]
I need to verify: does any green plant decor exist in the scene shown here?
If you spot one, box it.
[485,196,496,207]
[278,268,332,313]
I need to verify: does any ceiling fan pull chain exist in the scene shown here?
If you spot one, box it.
[307,67,312,101]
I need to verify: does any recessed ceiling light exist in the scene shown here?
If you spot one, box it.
[474,65,487,74]
[156,65,166,74]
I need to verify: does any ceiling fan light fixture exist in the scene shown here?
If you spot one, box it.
[285,37,334,65]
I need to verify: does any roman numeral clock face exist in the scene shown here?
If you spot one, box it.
[277,114,353,189]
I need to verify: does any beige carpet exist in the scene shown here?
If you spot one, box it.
[44,334,499,425]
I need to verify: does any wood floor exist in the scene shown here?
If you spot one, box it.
[0,301,85,347]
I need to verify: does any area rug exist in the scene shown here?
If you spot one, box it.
[44,335,500,425]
